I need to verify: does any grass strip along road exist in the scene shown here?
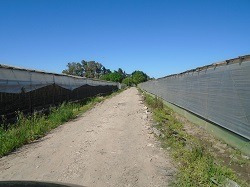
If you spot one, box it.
[0,90,122,157]
[141,90,249,187]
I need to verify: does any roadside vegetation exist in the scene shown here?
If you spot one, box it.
[0,90,123,157]
[62,60,151,86]
[140,90,248,187]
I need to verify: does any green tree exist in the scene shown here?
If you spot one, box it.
[109,72,123,82]
[62,62,83,76]
[101,66,107,75]
[100,74,110,81]
[106,69,112,74]
[122,77,133,86]
[117,68,126,79]
[63,60,106,78]
[131,71,149,85]
[95,62,103,78]
[62,60,150,84]
[100,72,123,82]
[81,60,97,78]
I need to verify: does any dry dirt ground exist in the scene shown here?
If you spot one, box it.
[0,88,174,187]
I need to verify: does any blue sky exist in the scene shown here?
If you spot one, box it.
[0,0,250,78]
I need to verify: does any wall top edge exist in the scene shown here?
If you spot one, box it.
[156,54,250,80]
[0,64,116,84]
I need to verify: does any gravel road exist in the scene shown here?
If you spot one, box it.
[0,88,174,187]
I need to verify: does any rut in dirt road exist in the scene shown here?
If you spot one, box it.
[0,88,175,187]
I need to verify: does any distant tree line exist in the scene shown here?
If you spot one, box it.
[62,60,150,86]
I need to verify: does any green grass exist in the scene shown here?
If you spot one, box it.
[141,91,248,187]
[0,90,123,157]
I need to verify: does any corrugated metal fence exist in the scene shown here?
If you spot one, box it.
[139,55,250,140]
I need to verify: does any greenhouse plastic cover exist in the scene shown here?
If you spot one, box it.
[139,56,250,140]
[0,65,118,93]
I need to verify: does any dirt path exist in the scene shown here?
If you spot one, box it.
[0,88,174,187]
